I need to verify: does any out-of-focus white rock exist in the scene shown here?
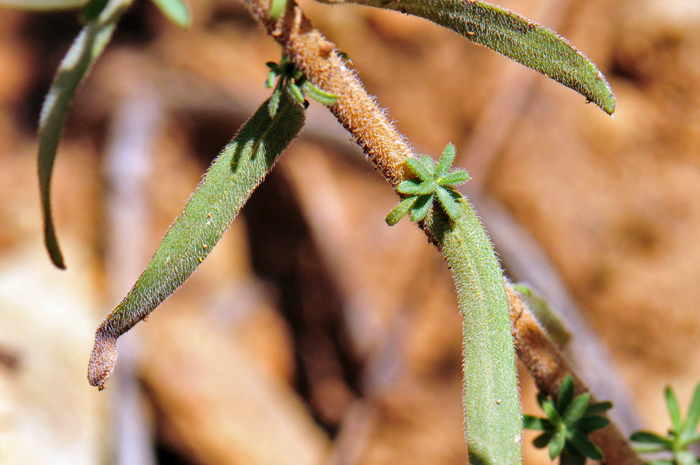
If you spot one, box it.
[0,245,105,465]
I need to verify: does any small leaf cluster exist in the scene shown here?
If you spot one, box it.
[265,55,338,116]
[386,143,469,226]
[631,382,700,465]
[524,375,612,464]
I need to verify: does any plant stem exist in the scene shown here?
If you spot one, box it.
[506,282,643,465]
[240,1,641,464]
[245,2,523,463]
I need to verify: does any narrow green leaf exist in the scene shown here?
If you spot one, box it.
[533,431,554,449]
[81,0,109,22]
[87,93,306,389]
[523,415,549,431]
[666,386,683,432]
[287,80,305,104]
[557,375,575,413]
[315,0,615,114]
[536,393,548,410]
[405,157,432,182]
[269,87,282,117]
[549,429,566,459]
[632,444,666,454]
[646,461,675,465]
[563,393,590,427]
[150,0,190,28]
[585,400,613,415]
[302,82,339,105]
[420,154,436,177]
[0,0,89,10]
[396,179,423,195]
[38,0,132,269]
[426,196,521,465]
[410,194,433,222]
[568,431,603,460]
[416,179,437,195]
[542,398,561,424]
[436,186,461,221]
[268,0,286,19]
[435,143,456,178]
[630,431,674,447]
[438,170,470,186]
[385,196,418,225]
[560,449,587,465]
[575,415,609,433]
[682,381,700,439]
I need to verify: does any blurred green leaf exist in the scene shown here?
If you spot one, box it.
[38,0,132,268]
[151,0,190,28]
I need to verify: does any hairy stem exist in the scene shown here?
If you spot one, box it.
[506,282,643,465]
[245,1,522,463]
[237,1,642,463]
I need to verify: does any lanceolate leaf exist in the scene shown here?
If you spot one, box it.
[523,415,549,431]
[427,198,521,464]
[87,93,306,389]
[563,393,590,426]
[665,386,682,431]
[630,431,674,447]
[0,0,88,10]
[569,431,603,460]
[38,0,132,269]
[150,0,190,28]
[81,0,110,22]
[585,400,613,416]
[314,0,616,114]
[385,196,418,225]
[576,415,609,433]
[682,381,700,439]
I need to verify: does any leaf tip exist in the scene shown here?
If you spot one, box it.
[44,223,67,269]
[87,329,118,390]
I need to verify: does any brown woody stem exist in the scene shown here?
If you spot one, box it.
[506,282,642,465]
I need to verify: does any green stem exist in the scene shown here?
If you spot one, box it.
[88,93,306,389]
[427,203,521,465]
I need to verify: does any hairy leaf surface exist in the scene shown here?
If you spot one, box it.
[315,0,615,114]
[427,199,521,465]
[88,93,306,389]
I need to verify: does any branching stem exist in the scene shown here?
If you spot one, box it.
[240,1,642,464]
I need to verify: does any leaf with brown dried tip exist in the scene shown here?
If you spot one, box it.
[88,93,306,390]
[38,0,132,269]
[314,0,616,115]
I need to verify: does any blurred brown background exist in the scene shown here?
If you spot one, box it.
[0,0,699,463]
